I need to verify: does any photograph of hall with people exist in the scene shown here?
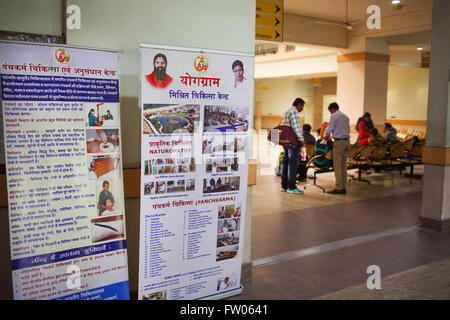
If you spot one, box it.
[203,105,249,132]
[218,204,242,220]
[203,176,240,194]
[143,104,200,134]
[205,157,239,173]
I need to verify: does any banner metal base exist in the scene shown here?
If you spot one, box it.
[198,285,243,300]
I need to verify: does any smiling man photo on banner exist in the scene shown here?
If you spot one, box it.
[228,59,248,94]
[145,53,173,88]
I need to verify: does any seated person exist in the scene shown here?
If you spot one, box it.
[313,122,333,169]
[297,124,316,181]
[368,128,386,146]
[88,109,101,126]
[302,124,316,145]
[357,112,372,146]
[98,181,115,216]
[105,110,113,120]
[384,122,399,144]
[313,138,333,168]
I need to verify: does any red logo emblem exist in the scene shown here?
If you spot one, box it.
[55,48,70,64]
[194,56,208,73]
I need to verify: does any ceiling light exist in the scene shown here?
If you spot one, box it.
[417,46,424,51]
[392,0,401,4]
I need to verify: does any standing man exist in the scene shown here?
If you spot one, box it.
[280,98,305,194]
[323,102,350,194]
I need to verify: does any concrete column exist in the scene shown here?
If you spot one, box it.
[336,38,390,130]
[419,0,450,232]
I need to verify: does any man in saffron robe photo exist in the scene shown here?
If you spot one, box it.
[145,53,173,89]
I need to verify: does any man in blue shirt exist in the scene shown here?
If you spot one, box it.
[105,110,113,120]
[323,102,350,194]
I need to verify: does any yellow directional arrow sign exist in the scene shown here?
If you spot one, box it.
[256,0,283,42]
[256,0,282,15]
[256,13,283,28]
[256,26,282,42]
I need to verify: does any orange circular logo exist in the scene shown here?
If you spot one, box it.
[55,48,70,64]
[194,56,208,73]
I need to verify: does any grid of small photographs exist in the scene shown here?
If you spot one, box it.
[216,204,241,262]
[144,157,196,176]
[85,102,124,243]
[144,178,195,195]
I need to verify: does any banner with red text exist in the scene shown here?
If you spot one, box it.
[1,42,129,300]
[139,44,254,300]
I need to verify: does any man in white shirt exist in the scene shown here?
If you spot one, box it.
[323,103,350,194]
[228,60,249,94]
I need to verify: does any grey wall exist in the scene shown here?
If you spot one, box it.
[66,0,256,167]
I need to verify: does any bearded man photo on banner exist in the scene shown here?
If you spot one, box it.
[145,53,173,88]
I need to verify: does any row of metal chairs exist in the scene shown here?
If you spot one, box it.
[303,138,425,192]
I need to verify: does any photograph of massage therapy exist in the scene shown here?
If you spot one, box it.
[143,104,200,134]
[96,179,122,216]
[144,157,196,175]
[203,176,240,194]
[217,204,241,220]
[86,128,120,154]
[85,102,119,127]
[202,135,246,154]
[217,218,241,235]
[203,105,249,132]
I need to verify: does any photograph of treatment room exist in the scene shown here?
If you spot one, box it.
[216,245,239,262]
[145,179,195,195]
[217,232,240,248]
[143,104,200,134]
[167,180,185,193]
[203,105,249,133]
[203,176,240,194]
[202,135,245,154]
[205,157,239,173]
[144,157,196,175]
[87,155,121,180]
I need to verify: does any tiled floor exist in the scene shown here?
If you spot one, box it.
[228,158,450,300]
